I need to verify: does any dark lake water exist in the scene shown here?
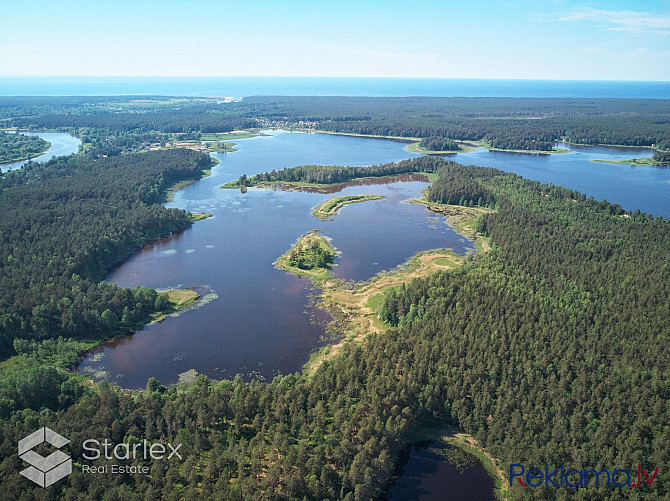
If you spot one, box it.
[78,131,472,387]
[0,131,81,171]
[78,131,669,388]
[384,441,496,501]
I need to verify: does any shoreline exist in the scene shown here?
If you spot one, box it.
[0,149,50,166]
[591,157,668,167]
[299,197,493,375]
[303,128,665,156]
[306,129,571,155]
[0,132,52,165]
[273,194,500,498]
[75,153,222,379]
[394,426,507,500]
[311,194,385,220]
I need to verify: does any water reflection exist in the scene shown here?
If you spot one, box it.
[384,441,496,501]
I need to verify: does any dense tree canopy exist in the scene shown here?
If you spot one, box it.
[0,158,667,500]
[237,156,446,187]
[0,149,212,353]
[232,96,670,151]
[0,97,668,500]
[419,136,460,151]
[0,131,50,164]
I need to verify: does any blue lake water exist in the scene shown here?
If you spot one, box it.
[456,142,666,217]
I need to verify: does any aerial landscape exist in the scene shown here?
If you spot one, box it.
[0,1,669,500]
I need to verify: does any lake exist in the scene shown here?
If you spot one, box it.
[0,131,81,171]
[78,131,669,388]
[78,131,472,387]
[68,129,668,500]
[456,142,666,217]
[383,440,496,501]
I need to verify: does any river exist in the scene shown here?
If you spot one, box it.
[0,131,81,171]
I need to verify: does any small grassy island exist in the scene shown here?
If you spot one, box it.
[0,131,50,164]
[592,152,670,167]
[312,194,385,220]
[275,230,337,282]
[150,289,201,323]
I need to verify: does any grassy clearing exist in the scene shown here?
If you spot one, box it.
[162,289,200,310]
[150,289,200,322]
[303,248,464,375]
[200,130,261,141]
[206,142,238,153]
[188,213,213,222]
[592,158,668,167]
[274,230,337,283]
[312,194,385,220]
[410,199,493,240]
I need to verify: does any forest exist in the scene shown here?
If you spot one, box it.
[231,96,670,151]
[0,154,668,499]
[0,148,213,354]
[228,156,447,187]
[3,96,670,154]
[0,131,50,164]
[0,97,668,500]
[418,136,460,151]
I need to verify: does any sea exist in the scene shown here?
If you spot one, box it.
[0,77,669,99]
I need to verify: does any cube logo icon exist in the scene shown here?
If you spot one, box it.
[18,427,71,487]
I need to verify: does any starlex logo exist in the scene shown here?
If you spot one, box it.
[18,427,72,488]
[510,463,660,489]
[18,427,183,487]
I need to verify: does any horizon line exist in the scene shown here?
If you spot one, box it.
[1,75,670,83]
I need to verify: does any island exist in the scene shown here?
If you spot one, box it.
[221,156,445,191]
[274,230,337,282]
[1,95,669,501]
[311,194,385,220]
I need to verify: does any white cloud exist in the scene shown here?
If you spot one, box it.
[559,8,670,34]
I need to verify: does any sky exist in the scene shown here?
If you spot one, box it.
[1,0,669,81]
